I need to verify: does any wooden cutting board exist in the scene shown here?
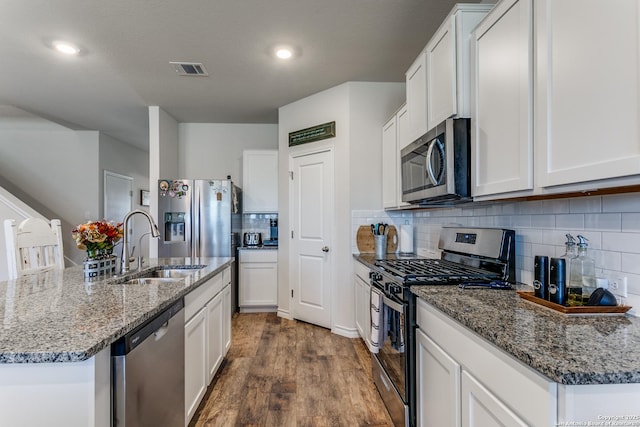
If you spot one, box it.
[356,225,398,253]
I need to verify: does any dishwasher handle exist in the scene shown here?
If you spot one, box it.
[112,298,184,356]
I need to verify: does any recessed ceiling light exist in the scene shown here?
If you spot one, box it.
[275,48,293,59]
[52,40,80,55]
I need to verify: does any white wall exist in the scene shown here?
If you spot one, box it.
[0,126,100,265]
[149,106,179,257]
[178,123,278,185]
[99,133,151,258]
[279,81,405,336]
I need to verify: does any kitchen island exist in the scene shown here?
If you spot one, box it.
[0,257,233,427]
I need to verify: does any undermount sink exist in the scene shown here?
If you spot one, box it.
[121,266,205,285]
[125,277,185,285]
[151,269,201,278]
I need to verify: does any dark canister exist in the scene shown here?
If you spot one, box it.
[548,257,566,305]
[533,255,549,299]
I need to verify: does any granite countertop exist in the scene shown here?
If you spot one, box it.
[354,254,640,385]
[411,285,640,385]
[238,246,278,250]
[0,257,233,364]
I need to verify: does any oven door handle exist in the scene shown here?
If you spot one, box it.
[382,295,403,312]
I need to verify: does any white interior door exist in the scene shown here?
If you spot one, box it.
[104,171,133,252]
[290,149,333,329]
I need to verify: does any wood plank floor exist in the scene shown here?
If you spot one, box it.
[190,313,394,427]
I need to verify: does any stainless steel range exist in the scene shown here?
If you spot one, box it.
[368,226,516,427]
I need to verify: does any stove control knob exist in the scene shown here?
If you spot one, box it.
[369,272,383,281]
[388,283,401,294]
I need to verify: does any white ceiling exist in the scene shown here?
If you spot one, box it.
[0,0,487,150]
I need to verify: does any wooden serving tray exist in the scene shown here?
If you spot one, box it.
[517,291,631,316]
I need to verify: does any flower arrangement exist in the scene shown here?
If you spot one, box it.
[72,220,124,259]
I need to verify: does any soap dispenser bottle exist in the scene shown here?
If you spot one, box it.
[568,235,596,305]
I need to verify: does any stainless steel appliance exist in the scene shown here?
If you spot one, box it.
[369,226,515,427]
[243,232,262,247]
[112,298,185,427]
[400,118,471,205]
[157,178,241,310]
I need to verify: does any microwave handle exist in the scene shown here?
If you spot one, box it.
[425,139,438,186]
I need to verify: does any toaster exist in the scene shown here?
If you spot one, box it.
[243,232,262,247]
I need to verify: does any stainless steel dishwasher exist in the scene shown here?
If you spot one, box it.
[112,298,185,427]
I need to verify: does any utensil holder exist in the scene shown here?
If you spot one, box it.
[374,235,387,259]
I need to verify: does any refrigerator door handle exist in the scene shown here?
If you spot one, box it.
[193,184,200,258]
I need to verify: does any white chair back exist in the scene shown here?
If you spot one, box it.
[3,218,65,279]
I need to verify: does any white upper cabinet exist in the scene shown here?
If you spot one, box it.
[535,0,640,189]
[382,115,398,209]
[243,149,278,213]
[426,4,493,131]
[406,53,428,142]
[382,104,411,210]
[471,0,533,198]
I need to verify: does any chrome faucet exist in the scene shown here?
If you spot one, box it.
[121,209,160,274]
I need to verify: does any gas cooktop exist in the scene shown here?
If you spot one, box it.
[374,258,501,284]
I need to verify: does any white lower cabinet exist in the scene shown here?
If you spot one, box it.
[184,308,207,425]
[239,249,277,311]
[415,328,460,427]
[223,284,232,352]
[416,298,556,427]
[184,267,231,426]
[206,292,224,382]
[461,371,528,427]
[354,260,372,349]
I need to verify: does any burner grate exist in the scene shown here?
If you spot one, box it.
[375,258,500,284]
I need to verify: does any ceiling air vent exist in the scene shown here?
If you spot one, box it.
[170,62,209,76]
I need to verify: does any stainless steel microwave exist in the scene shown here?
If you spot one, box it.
[400,118,471,205]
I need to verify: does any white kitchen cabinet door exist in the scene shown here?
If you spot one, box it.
[239,249,278,310]
[406,52,428,141]
[222,284,232,353]
[243,149,278,213]
[239,262,278,307]
[206,292,224,383]
[461,371,528,427]
[535,0,640,188]
[354,273,370,346]
[416,328,461,427]
[382,115,399,209]
[382,104,411,210]
[426,4,493,131]
[396,104,411,208]
[184,307,207,426]
[471,0,533,198]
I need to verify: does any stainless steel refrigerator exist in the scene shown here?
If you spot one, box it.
[157,178,242,310]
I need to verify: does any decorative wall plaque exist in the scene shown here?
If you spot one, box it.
[289,121,336,146]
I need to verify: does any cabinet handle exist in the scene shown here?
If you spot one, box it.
[322,246,330,252]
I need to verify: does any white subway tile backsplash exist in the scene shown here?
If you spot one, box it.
[542,199,570,214]
[569,196,602,213]
[603,192,640,212]
[518,200,543,215]
[555,214,584,230]
[353,191,640,307]
[621,253,640,275]
[593,251,621,273]
[622,213,640,232]
[511,215,532,228]
[531,214,556,228]
[602,232,640,254]
[584,213,621,231]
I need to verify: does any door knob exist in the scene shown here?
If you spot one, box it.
[322,246,330,252]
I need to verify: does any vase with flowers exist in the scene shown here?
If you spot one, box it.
[72,220,123,277]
